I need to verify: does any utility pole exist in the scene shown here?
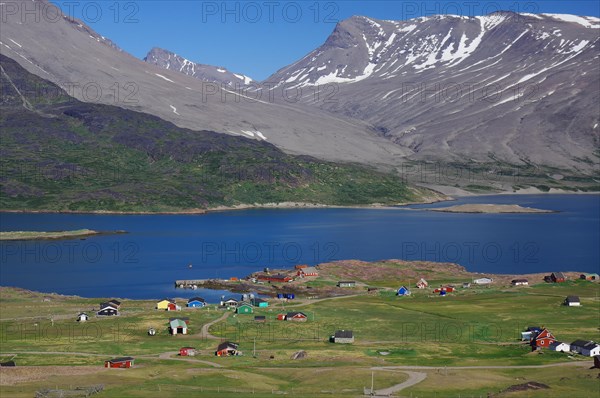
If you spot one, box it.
[253,337,256,357]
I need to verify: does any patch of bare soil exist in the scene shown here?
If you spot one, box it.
[317,259,470,282]
[499,381,550,394]
[0,366,106,385]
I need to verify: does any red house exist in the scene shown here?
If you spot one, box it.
[433,286,454,293]
[257,274,292,283]
[551,272,566,283]
[286,312,308,322]
[276,314,286,321]
[533,328,556,348]
[105,357,134,368]
[179,347,196,356]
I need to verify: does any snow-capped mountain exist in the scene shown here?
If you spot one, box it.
[266,12,600,171]
[0,0,403,168]
[1,0,598,177]
[144,47,254,87]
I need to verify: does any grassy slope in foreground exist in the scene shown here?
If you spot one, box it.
[0,270,599,397]
[0,54,441,212]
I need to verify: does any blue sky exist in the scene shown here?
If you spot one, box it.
[53,1,600,80]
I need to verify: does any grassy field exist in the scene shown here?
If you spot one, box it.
[1,274,599,397]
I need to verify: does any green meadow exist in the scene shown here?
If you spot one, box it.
[1,278,599,397]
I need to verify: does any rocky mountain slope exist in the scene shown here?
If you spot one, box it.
[0,0,403,168]
[2,0,598,190]
[265,12,600,173]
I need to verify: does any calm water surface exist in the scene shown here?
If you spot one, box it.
[0,194,598,300]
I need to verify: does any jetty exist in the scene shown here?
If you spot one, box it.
[174,280,209,289]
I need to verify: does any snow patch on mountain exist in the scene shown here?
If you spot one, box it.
[155,73,174,83]
[542,13,600,28]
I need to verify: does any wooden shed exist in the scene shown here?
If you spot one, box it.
[105,357,134,368]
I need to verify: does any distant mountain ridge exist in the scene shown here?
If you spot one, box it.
[143,47,254,87]
[1,0,599,190]
[263,12,600,172]
[1,0,401,169]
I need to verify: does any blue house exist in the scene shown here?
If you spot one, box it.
[397,286,411,296]
[187,297,206,308]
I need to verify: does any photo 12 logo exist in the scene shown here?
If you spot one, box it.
[200,1,340,24]
[396,1,540,20]
[0,241,139,265]
[1,1,140,24]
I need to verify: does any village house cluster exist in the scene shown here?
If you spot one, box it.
[521,326,600,357]
[74,265,597,370]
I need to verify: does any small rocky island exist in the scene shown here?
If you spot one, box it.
[0,229,127,241]
[428,204,556,214]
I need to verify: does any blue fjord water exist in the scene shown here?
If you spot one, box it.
[0,194,598,301]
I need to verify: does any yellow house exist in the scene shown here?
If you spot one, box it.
[156,299,173,310]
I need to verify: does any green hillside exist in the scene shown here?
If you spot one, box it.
[0,54,433,212]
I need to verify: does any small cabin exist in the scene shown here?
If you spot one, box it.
[511,279,529,286]
[156,299,179,311]
[97,303,119,317]
[297,267,319,277]
[337,281,356,288]
[179,347,196,356]
[216,341,239,356]
[397,286,411,296]
[105,357,134,368]
[564,296,581,306]
[236,304,254,314]
[252,298,269,307]
[550,272,566,283]
[187,297,206,308]
[286,312,308,322]
[416,278,428,289]
[549,341,570,352]
[332,330,354,344]
[77,313,89,322]
[108,299,121,308]
[254,315,266,322]
[570,340,600,357]
[473,277,493,285]
[580,273,599,281]
[220,298,239,308]
[169,319,188,335]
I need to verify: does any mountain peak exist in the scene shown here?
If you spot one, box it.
[143,47,253,86]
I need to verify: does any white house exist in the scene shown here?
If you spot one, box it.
[570,340,600,357]
[511,279,528,286]
[474,277,493,285]
[77,313,89,322]
[549,341,571,352]
[564,296,581,306]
